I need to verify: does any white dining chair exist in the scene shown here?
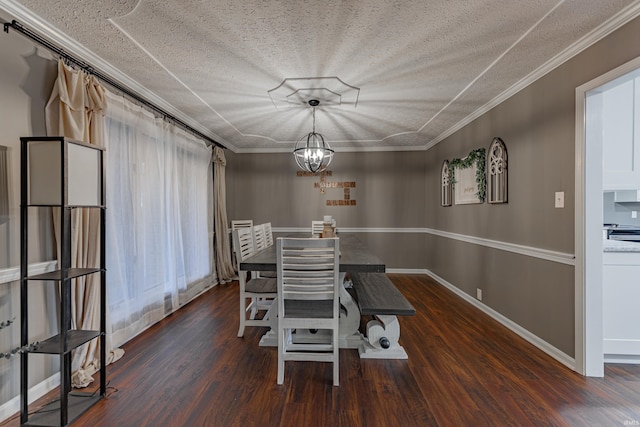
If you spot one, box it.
[276,237,340,386]
[311,220,324,237]
[233,227,277,337]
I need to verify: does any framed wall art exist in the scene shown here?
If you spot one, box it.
[448,148,486,205]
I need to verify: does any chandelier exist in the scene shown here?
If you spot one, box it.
[293,100,334,173]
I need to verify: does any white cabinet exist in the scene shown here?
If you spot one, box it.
[601,75,640,190]
[603,251,640,363]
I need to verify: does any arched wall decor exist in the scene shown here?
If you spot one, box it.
[441,160,452,206]
[487,137,508,204]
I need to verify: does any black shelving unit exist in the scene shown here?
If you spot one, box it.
[20,136,106,426]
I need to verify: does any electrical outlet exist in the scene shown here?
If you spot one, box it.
[476,288,482,301]
[633,211,637,219]
[555,192,564,208]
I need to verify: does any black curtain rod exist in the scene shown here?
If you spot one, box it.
[3,19,225,149]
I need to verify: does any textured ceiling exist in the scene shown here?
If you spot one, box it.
[2,0,640,152]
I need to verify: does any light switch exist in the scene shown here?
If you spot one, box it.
[633,211,638,219]
[555,192,564,208]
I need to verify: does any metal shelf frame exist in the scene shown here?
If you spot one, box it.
[20,136,106,426]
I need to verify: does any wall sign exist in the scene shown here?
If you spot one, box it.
[297,170,356,206]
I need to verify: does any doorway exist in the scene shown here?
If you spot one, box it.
[575,55,640,376]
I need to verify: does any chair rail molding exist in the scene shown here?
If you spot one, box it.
[0,260,58,285]
[272,227,575,266]
[424,228,575,265]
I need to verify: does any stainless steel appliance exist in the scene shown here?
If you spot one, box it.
[605,224,640,242]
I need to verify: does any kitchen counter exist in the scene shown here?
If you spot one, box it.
[603,239,640,252]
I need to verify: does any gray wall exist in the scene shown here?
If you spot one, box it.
[425,14,640,357]
[0,18,59,412]
[226,149,428,268]
[227,15,640,359]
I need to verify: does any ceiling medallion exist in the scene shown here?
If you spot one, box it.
[268,76,360,110]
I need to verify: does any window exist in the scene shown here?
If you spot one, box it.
[103,92,213,346]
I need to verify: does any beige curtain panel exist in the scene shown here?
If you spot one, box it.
[213,146,236,283]
[45,59,123,388]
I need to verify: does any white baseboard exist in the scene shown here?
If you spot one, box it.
[604,354,640,364]
[0,372,60,423]
[386,268,429,274]
[424,270,577,371]
[604,339,640,364]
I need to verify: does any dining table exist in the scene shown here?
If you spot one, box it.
[239,233,387,352]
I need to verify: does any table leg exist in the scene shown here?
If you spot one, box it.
[338,274,365,349]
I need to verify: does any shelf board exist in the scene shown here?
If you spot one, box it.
[27,268,102,281]
[26,204,106,209]
[24,392,103,426]
[31,330,101,354]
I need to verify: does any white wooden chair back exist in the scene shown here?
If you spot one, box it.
[231,219,253,230]
[231,220,254,270]
[263,222,274,247]
[278,238,339,302]
[233,227,255,270]
[311,220,324,237]
[253,224,267,251]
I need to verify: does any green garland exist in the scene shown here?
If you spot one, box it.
[448,148,486,202]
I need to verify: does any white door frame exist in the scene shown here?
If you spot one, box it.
[575,55,640,376]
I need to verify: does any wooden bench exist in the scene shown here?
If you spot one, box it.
[349,272,415,359]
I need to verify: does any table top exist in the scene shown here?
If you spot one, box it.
[240,233,386,273]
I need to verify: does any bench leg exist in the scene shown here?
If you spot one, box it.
[358,315,409,359]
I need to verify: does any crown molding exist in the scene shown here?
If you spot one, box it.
[3,0,639,154]
[233,144,426,154]
[0,0,233,150]
[424,1,640,151]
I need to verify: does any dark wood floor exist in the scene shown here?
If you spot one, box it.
[7,274,640,426]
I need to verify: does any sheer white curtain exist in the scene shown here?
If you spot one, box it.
[103,91,214,347]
